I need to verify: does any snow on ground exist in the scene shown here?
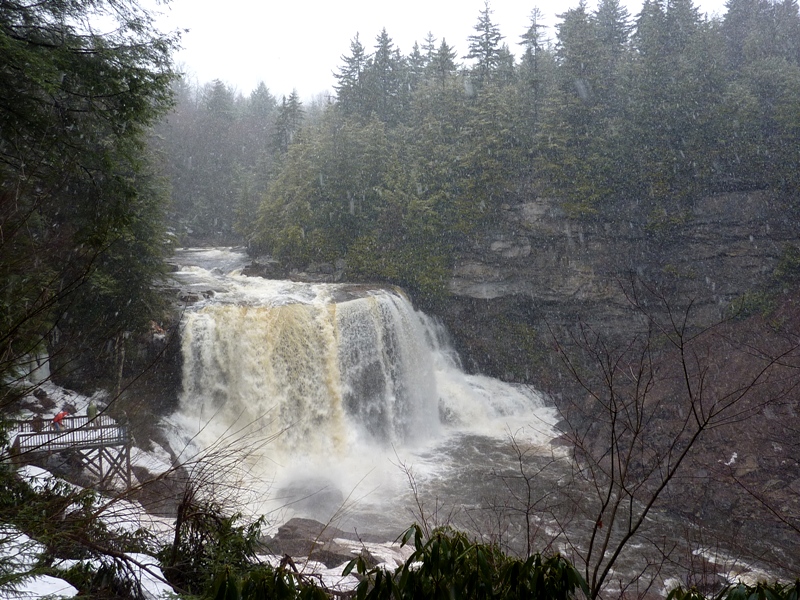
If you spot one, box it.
[0,526,78,599]
[259,555,362,592]
[0,575,78,599]
[130,444,173,475]
[2,377,411,598]
[11,379,103,420]
[53,555,174,600]
[258,537,414,594]
[18,465,81,494]
[124,553,174,600]
[332,538,415,570]
[3,467,175,598]
[16,465,174,541]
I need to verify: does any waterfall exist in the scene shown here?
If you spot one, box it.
[168,249,559,528]
[179,291,442,457]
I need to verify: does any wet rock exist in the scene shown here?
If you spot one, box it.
[308,262,335,275]
[177,291,202,303]
[264,518,358,568]
[242,259,286,279]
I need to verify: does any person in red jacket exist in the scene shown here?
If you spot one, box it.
[52,409,69,431]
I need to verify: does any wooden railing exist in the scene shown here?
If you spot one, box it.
[12,415,130,455]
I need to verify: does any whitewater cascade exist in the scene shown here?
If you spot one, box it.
[180,292,445,455]
[169,248,559,528]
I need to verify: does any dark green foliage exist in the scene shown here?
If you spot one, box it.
[363,29,408,127]
[205,563,333,600]
[159,482,265,595]
[773,244,800,284]
[345,524,589,600]
[274,91,305,155]
[667,581,800,600]
[335,34,369,120]
[467,1,506,87]
[727,243,800,318]
[153,77,283,244]
[0,0,177,399]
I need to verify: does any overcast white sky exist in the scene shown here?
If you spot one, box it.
[147,0,729,102]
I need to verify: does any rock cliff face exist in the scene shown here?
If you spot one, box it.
[439,191,798,383]
[439,191,800,575]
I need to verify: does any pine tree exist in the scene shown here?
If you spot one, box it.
[363,29,406,125]
[273,91,304,154]
[234,83,278,237]
[595,0,632,93]
[555,0,602,101]
[422,32,438,64]
[408,42,427,90]
[625,0,712,203]
[188,80,238,238]
[537,0,623,213]
[519,9,549,134]
[665,0,702,53]
[722,0,762,70]
[593,0,632,178]
[428,39,459,87]
[334,34,368,117]
[466,0,505,86]
[242,82,278,174]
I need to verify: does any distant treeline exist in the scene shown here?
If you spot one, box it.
[156,0,800,302]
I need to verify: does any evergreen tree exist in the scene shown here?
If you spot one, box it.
[241,81,278,177]
[466,1,505,86]
[156,77,201,235]
[0,0,178,393]
[518,9,549,137]
[496,44,517,84]
[334,34,368,117]
[362,29,406,125]
[256,110,390,265]
[625,0,709,203]
[772,0,800,63]
[234,82,278,238]
[724,0,800,67]
[180,79,239,239]
[596,0,633,51]
[246,82,278,145]
[422,32,438,64]
[428,39,459,87]
[273,91,305,154]
[408,41,427,90]
[722,0,762,70]
[539,1,618,212]
[594,0,632,103]
[555,0,602,102]
[665,0,702,53]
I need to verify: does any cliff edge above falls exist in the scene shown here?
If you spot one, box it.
[439,190,799,383]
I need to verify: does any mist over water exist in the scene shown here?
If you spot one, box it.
[166,248,560,535]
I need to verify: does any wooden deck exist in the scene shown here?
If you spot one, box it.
[11,415,132,488]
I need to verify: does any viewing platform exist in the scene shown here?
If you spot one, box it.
[10,415,131,488]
